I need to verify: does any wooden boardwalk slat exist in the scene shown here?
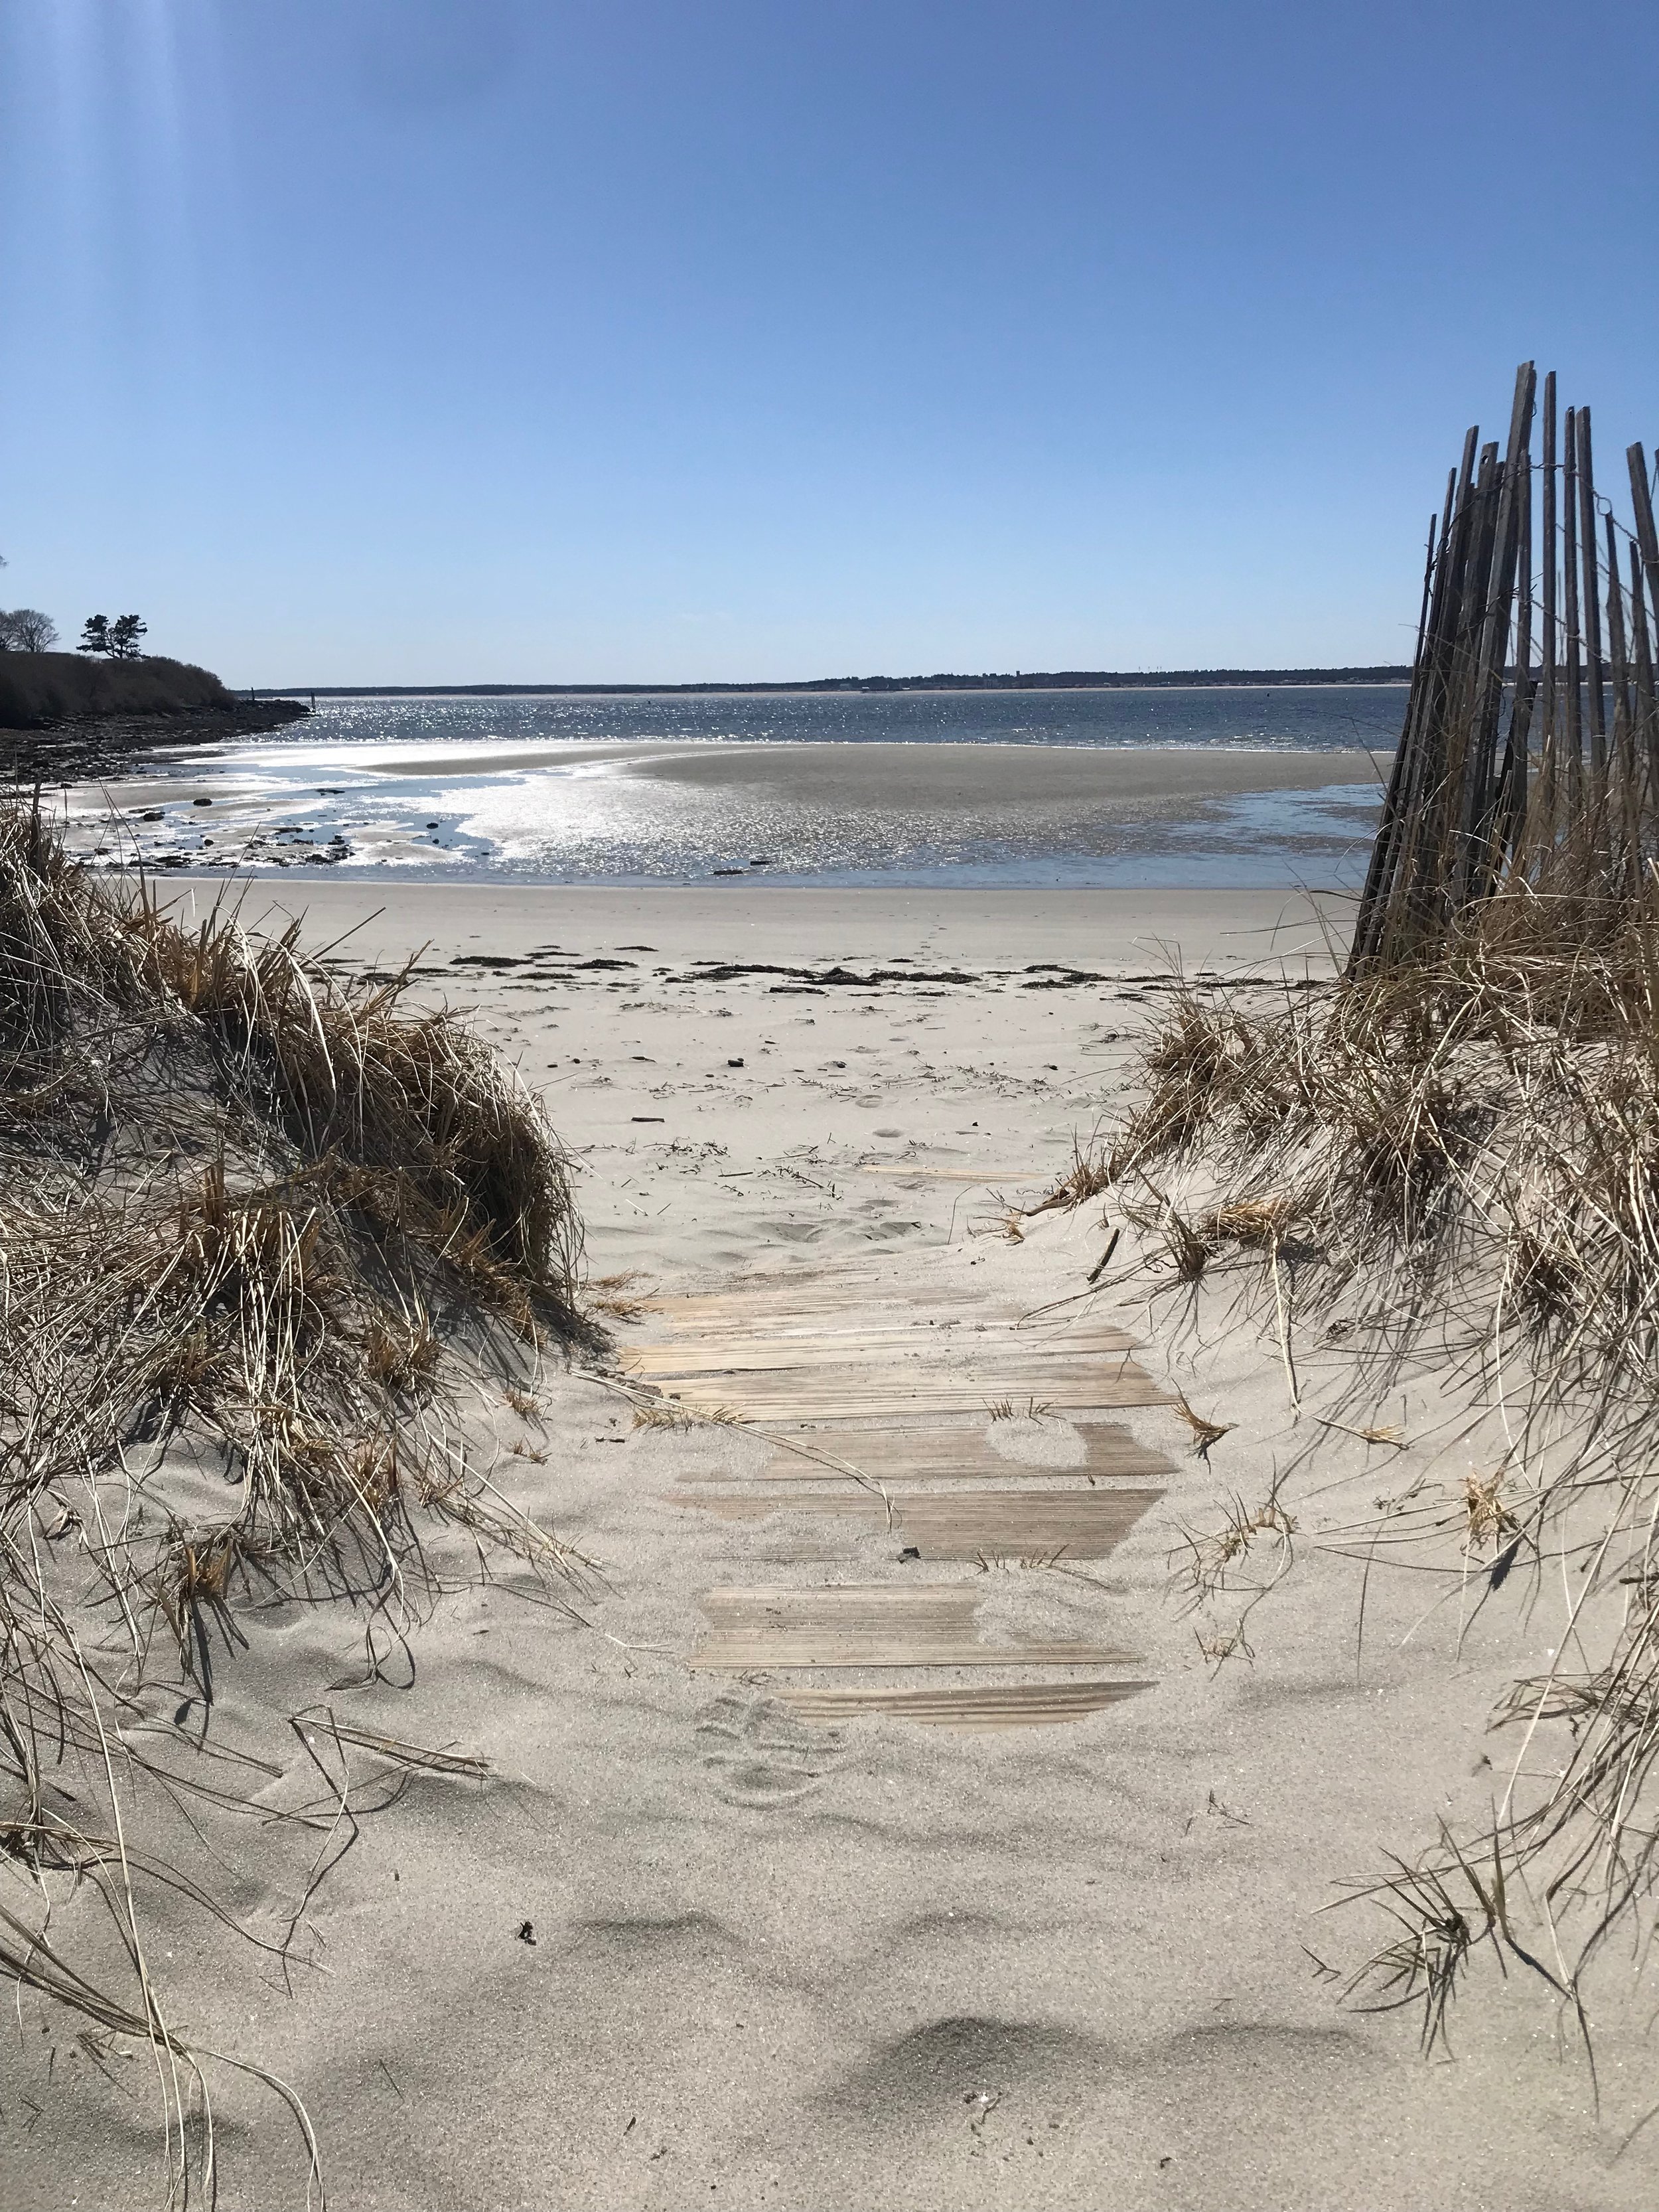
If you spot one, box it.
[622,1325,1139,1376]
[670,1421,1177,1485]
[778,1680,1155,1729]
[690,1584,1140,1670]
[670,1485,1162,1559]
[659,1261,1167,1727]
[671,1366,1174,1422]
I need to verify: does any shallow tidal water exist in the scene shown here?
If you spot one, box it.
[67,685,1403,889]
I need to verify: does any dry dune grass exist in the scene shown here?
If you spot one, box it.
[1048,880,1659,2054]
[0,800,591,2199]
[0,650,236,729]
[1108,365,1659,2058]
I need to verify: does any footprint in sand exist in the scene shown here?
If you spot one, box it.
[696,1690,849,1807]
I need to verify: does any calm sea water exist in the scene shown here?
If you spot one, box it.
[74,686,1406,889]
[289,685,1404,753]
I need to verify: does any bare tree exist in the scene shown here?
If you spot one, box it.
[0,609,59,651]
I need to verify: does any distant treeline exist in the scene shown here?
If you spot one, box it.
[261,666,1412,700]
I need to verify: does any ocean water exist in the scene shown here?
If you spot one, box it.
[71,686,1405,889]
[291,684,1404,753]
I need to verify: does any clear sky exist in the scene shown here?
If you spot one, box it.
[2,0,1656,687]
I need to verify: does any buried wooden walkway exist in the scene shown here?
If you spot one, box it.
[626,1261,1176,1730]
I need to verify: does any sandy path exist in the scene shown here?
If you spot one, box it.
[6,882,1650,2211]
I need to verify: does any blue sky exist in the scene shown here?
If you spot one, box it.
[1,0,1656,686]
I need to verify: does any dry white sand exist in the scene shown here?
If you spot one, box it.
[6,880,1652,2211]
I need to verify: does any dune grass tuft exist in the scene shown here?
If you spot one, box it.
[0,802,591,2199]
[1046,878,1659,2051]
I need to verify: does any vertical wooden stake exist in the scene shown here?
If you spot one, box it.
[1496,457,1534,863]
[1563,407,1583,812]
[1605,512,1638,889]
[1626,538,1659,842]
[1578,405,1607,780]
[1538,373,1559,853]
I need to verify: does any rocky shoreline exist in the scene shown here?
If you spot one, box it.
[1,696,309,786]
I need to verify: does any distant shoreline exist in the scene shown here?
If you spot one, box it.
[255,667,1412,701]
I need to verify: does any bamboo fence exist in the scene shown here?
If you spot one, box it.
[1350,362,1659,970]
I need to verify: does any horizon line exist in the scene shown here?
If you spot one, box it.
[249,664,1413,700]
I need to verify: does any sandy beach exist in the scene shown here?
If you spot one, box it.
[12,1,1659,2197]
[5,870,1650,2212]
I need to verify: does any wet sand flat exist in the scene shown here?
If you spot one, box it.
[634,737,1389,810]
[363,738,1391,806]
[60,743,1390,883]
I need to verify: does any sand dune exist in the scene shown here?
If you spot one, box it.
[6,879,1650,2211]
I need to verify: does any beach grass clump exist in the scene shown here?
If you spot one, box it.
[1050,879,1659,2049]
[1178,358,1659,2053]
[0,800,590,2196]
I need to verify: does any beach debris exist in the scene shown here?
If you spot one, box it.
[1462,1469,1519,1554]
[1169,1391,1234,1457]
[589,1270,651,1321]
[1085,1228,1121,1283]
[1315,1416,1407,1449]
[1179,1488,1296,1601]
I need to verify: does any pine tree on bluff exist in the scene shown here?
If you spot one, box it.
[80,614,149,658]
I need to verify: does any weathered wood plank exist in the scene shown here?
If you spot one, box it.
[670,1420,1177,1484]
[668,1485,1163,1558]
[777,1680,1155,1728]
[622,1327,1140,1376]
[666,1368,1175,1421]
[690,1583,1139,1669]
